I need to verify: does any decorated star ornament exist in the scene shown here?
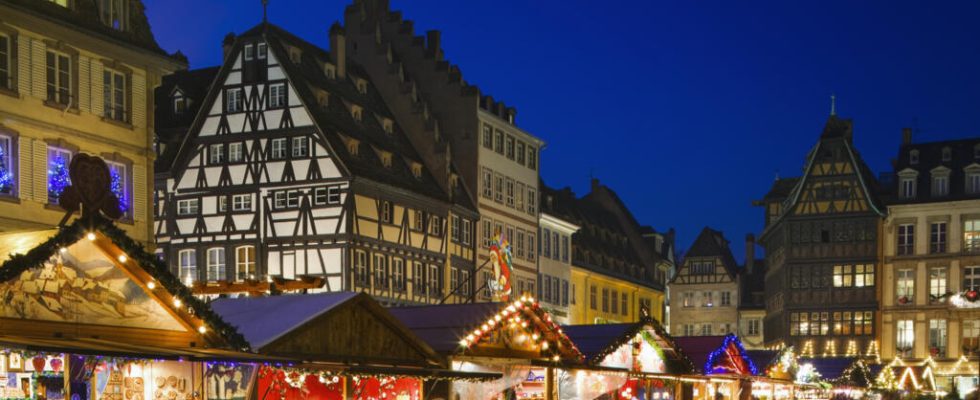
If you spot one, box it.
[57,154,123,225]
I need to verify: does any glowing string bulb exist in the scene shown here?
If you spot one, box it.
[59,247,67,253]
[118,255,127,263]
[147,281,156,289]
[198,326,207,334]
[86,232,96,241]
[541,342,549,350]
[173,298,182,308]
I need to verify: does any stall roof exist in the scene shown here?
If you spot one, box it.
[562,315,695,374]
[673,335,758,375]
[799,357,884,382]
[211,292,358,349]
[0,335,289,363]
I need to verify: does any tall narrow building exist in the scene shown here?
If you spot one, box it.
[669,227,741,338]
[0,0,184,242]
[344,0,545,297]
[755,115,884,355]
[155,23,478,304]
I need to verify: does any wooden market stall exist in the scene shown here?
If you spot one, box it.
[209,292,499,400]
[561,313,698,400]
[673,334,793,400]
[387,295,584,400]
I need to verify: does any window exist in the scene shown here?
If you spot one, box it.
[966,219,980,252]
[505,178,515,207]
[373,254,388,290]
[929,267,947,303]
[106,161,130,217]
[481,219,492,248]
[270,138,287,159]
[291,137,308,157]
[932,174,949,196]
[413,261,425,294]
[462,219,471,245]
[481,168,492,199]
[833,264,874,287]
[516,182,525,212]
[691,261,714,275]
[610,289,618,314]
[900,177,916,199]
[720,291,732,306]
[173,93,186,114]
[97,0,127,29]
[683,325,695,336]
[232,194,251,211]
[269,83,287,108]
[896,320,914,354]
[929,319,947,357]
[0,134,14,196]
[354,250,368,285]
[493,173,504,203]
[218,196,227,212]
[47,147,72,204]
[963,266,980,292]
[244,44,254,61]
[177,199,199,215]
[493,130,503,154]
[460,269,470,297]
[682,292,694,307]
[897,224,914,255]
[897,268,914,304]
[516,142,525,165]
[480,270,493,299]
[930,222,947,254]
[505,135,515,160]
[481,124,492,149]
[790,313,808,336]
[702,291,714,307]
[178,249,197,284]
[621,292,628,316]
[542,228,551,258]
[209,144,225,164]
[225,88,243,113]
[46,50,71,105]
[515,230,525,259]
[0,34,13,90]
[103,68,127,122]
[527,147,537,170]
[427,264,440,296]
[206,248,225,282]
[552,232,560,261]
[228,142,244,163]
[380,201,392,224]
[601,288,609,312]
[313,186,341,205]
[968,172,980,194]
[429,215,441,236]
[964,320,980,356]
[451,215,460,242]
[257,43,267,59]
[747,319,761,336]
[562,236,569,262]
[527,233,536,262]
[235,246,255,281]
[589,285,597,310]
[700,324,713,336]
[527,188,536,215]
[542,275,552,303]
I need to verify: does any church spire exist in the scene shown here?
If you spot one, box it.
[830,93,836,116]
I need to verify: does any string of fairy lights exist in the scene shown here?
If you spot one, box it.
[457,294,584,362]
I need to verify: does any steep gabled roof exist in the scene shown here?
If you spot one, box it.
[155,66,220,174]
[562,314,695,374]
[682,227,739,279]
[211,292,358,349]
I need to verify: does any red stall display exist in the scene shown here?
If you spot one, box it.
[256,366,344,400]
[351,376,421,400]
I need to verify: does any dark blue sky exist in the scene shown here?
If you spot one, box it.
[145,0,980,261]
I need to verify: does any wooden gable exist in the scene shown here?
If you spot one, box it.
[0,220,247,350]
[458,297,584,362]
[259,294,442,367]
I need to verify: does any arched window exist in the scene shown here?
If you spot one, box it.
[235,246,256,281]
[206,247,225,282]
[178,249,197,285]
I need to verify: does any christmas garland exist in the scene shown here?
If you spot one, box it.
[0,215,250,351]
[586,314,696,375]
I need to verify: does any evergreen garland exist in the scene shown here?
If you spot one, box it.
[0,216,250,351]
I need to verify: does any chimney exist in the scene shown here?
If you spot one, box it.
[222,33,236,61]
[902,127,912,145]
[591,177,601,193]
[329,22,347,79]
[745,234,755,274]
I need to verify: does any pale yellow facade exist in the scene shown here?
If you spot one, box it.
[0,3,182,243]
[569,266,665,325]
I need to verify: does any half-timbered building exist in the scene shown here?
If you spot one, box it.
[155,22,478,305]
[755,115,884,354]
[669,227,741,338]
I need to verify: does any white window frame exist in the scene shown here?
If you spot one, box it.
[257,43,268,59]
[106,160,130,218]
[177,199,199,215]
[291,137,308,157]
[235,245,256,281]
[209,143,225,164]
[103,67,127,122]
[270,138,287,159]
[228,142,244,163]
[232,194,252,211]
[225,88,243,113]
[46,49,72,105]
[244,44,254,61]
[269,83,287,108]
[178,249,197,284]
[206,247,225,282]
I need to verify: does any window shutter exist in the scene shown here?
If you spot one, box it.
[133,163,147,222]
[132,73,146,128]
[30,39,45,98]
[17,138,31,201]
[90,62,103,117]
[32,139,47,202]
[77,57,90,113]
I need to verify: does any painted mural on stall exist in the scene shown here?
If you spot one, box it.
[0,240,184,331]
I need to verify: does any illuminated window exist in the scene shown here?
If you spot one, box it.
[963,320,980,356]
[929,319,947,357]
[178,249,197,284]
[354,250,368,285]
[0,133,14,196]
[47,147,72,204]
[929,267,947,303]
[896,268,914,305]
[965,219,980,251]
[106,161,130,218]
[896,320,914,356]
[682,291,694,308]
[206,248,225,282]
[235,246,255,281]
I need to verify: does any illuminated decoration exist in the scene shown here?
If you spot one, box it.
[457,295,584,362]
[47,152,71,203]
[822,340,836,357]
[801,340,815,358]
[704,334,758,376]
[765,346,798,381]
[487,230,513,301]
[897,366,921,391]
[875,364,898,390]
[795,363,822,384]
[949,290,980,308]
[831,360,873,388]
[844,340,858,357]
[109,165,128,214]
[942,356,979,376]
[0,142,13,194]
[865,340,879,360]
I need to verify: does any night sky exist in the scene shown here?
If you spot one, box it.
[145,0,980,261]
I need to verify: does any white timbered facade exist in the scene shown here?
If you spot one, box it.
[155,24,478,305]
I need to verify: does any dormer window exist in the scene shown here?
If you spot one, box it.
[966,165,980,194]
[411,162,422,178]
[383,118,394,134]
[315,90,329,108]
[324,64,336,79]
[173,91,187,114]
[898,170,918,199]
[49,0,68,7]
[257,43,267,59]
[288,47,301,63]
[356,79,368,94]
[375,148,392,168]
[244,44,254,61]
[974,144,980,159]
[909,149,919,165]
[99,0,128,31]
[931,168,950,197]
[340,135,359,156]
[350,104,362,122]
[942,147,952,162]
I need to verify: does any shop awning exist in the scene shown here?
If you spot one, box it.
[0,335,289,363]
